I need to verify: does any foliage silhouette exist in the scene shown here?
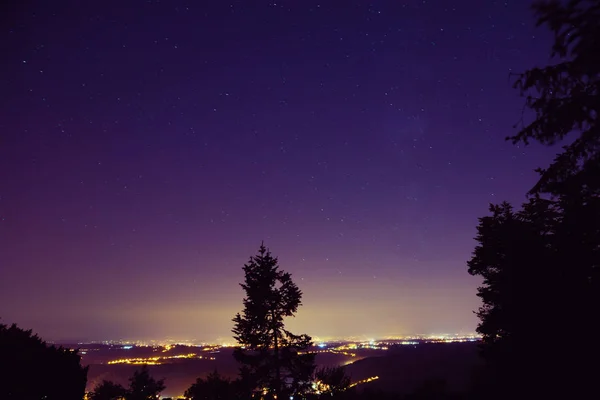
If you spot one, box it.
[468,1,600,398]
[313,366,352,396]
[0,321,88,400]
[510,0,600,195]
[90,380,126,400]
[232,243,315,399]
[468,197,599,399]
[184,370,240,400]
[126,366,166,400]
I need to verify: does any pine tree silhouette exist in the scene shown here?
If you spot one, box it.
[232,243,315,399]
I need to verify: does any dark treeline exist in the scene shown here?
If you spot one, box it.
[1,1,598,399]
[90,367,165,400]
[0,322,88,400]
[467,0,599,399]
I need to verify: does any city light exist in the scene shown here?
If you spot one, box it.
[348,376,379,388]
[107,353,215,365]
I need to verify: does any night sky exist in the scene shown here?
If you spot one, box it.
[1,0,557,343]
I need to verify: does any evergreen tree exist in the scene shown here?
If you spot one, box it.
[468,1,600,398]
[0,322,88,400]
[232,243,315,399]
[510,2,600,373]
[126,366,165,400]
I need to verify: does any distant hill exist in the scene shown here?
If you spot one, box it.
[87,359,239,398]
[85,342,481,397]
[86,349,241,398]
[345,342,481,394]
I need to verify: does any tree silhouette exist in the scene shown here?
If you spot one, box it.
[510,0,600,195]
[232,243,315,399]
[90,380,126,400]
[468,200,555,398]
[468,1,600,398]
[469,195,599,398]
[313,366,351,397]
[0,321,88,400]
[126,366,166,400]
[184,370,238,400]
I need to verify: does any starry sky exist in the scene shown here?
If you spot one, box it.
[1,0,558,342]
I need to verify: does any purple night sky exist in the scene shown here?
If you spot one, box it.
[1,0,557,342]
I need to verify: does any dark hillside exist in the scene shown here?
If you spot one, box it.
[345,342,481,394]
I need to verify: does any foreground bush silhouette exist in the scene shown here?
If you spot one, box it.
[127,366,166,400]
[90,366,165,400]
[184,370,240,400]
[313,366,351,397]
[90,380,126,400]
[0,321,88,400]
